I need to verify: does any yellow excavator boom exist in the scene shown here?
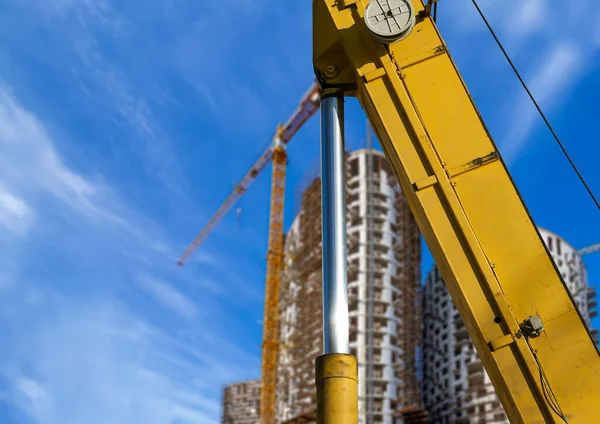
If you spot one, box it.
[313,0,600,422]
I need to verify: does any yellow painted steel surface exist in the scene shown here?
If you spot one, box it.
[315,354,358,424]
[313,0,600,422]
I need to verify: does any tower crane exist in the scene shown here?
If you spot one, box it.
[177,83,320,424]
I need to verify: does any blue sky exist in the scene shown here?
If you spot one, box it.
[0,0,598,423]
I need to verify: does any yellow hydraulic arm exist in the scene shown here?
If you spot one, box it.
[313,0,600,423]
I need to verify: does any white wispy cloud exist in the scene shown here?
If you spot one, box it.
[75,45,184,191]
[13,377,51,421]
[0,81,263,422]
[173,2,310,136]
[0,2,327,423]
[17,0,183,192]
[0,184,34,235]
[0,85,98,214]
[0,294,233,424]
[513,0,545,30]
[501,44,583,162]
[0,80,257,309]
[0,84,181,264]
[137,274,198,319]
[529,46,583,106]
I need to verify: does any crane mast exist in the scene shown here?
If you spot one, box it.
[312,0,600,422]
[258,85,320,424]
[260,143,286,424]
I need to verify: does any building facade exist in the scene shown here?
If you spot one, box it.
[538,228,597,325]
[276,149,422,424]
[421,228,598,423]
[421,266,505,424]
[221,380,261,424]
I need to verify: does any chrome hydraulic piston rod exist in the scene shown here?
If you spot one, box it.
[321,91,350,355]
[316,88,358,424]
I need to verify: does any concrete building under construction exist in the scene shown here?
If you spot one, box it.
[421,228,598,423]
[221,380,261,424]
[276,148,423,424]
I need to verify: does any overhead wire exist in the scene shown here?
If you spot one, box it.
[469,1,590,419]
[470,0,600,210]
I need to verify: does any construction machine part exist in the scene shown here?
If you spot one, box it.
[364,0,415,44]
[315,353,358,424]
[320,91,350,355]
[313,0,600,422]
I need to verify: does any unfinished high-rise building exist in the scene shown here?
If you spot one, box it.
[221,380,261,424]
[276,148,423,424]
[539,227,597,325]
[421,228,598,423]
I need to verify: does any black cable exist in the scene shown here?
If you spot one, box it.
[470,0,600,211]
[525,338,568,423]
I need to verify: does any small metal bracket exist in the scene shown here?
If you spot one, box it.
[418,0,439,21]
[363,67,386,83]
[341,0,359,7]
[489,334,515,352]
[520,316,545,338]
[413,175,438,191]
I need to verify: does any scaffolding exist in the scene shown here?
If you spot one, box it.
[281,412,316,424]
[392,167,422,409]
[296,177,323,415]
[277,176,323,420]
[365,123,376,420]
[396,405,430,424]
[277,149,423,423]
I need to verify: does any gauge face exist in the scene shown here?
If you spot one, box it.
[364,0,416,44]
